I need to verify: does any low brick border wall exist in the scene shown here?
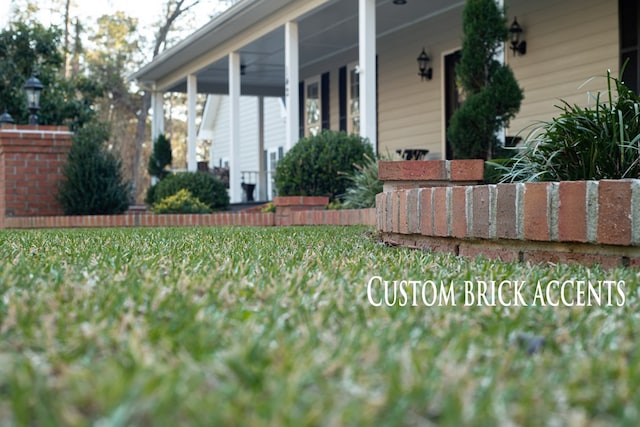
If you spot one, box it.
[377,160,640,268]
[2,208,376,229]
[3,212,276,229]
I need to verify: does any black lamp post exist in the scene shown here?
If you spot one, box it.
[509,17,527,56]
[0,110,14,125]
[24,75,44,125]
[417,48,433,81]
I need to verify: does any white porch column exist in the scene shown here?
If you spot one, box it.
[187,74,198,172]
[284,21,299,151]
[229,51,242,204]
[151,91,164,143]
[359,0,377,152]
[258,96,267,201]
[495,0,506,145]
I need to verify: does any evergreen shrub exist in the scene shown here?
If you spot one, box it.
[152,189,212,214]
[146,172,229,211]
[274,130,374,201]
[57,122,130,215]
[447,0,523,160]
[147,133,172,180]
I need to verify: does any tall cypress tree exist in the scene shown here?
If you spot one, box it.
[147,133,172,180]
[447,0,524,160]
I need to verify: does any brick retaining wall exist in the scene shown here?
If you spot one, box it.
[377,160,640,268]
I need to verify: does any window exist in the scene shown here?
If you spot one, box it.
[348,63,360,135]
[305,77,321,136]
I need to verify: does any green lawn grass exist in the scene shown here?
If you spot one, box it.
[0,226,638,426]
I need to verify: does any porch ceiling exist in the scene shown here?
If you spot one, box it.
[131,0,463,96]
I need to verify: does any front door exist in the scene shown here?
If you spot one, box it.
[444,50,462,160]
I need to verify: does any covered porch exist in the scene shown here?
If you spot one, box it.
[131,0,463,203]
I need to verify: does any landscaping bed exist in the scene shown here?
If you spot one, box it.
[0,226,638,425]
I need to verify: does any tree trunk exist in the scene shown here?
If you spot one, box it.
[63,0,71,77]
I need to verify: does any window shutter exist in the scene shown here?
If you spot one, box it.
[321,72,330,130]
[299,81,305,138]
[339,66,347,132]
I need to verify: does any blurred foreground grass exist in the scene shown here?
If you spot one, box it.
[0,226,638,426]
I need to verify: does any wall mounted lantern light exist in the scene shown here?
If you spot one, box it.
[24,75,44,125]
[392,0,407,5]
[509,17,527,56]
[417,48,433,81]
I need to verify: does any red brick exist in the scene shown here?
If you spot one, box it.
[376,193,385,230]
[472,186,491,239]
[398,191,409,234]
[557,181,588,243]
[597,180,632,246]
[407,189,421,234]
[378,160,447,181]
[433,187,449,237]
[391,192,400,233]
[449,159,485,182]
[451,186,467,238]
[329,211,341,225]
[420,188,433,235]
[459,244,519,262]
[496,184,519,240]
[524,183,551,241]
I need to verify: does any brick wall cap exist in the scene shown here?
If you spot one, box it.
[379,159,484,182]
[379,160,447,181]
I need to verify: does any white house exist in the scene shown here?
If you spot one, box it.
[131,0,637,203]
[197,94,286,201]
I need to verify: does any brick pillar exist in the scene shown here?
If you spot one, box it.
[0,124,73,227]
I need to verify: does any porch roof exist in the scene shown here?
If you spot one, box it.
[130,0,463,96]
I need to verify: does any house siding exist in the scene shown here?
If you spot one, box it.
[205,94,285,176]
[507,0,619,135]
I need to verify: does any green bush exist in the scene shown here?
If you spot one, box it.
[274,130,374,201]
[57,122,130,215]
[342,154,383,209]
[146,172,229,211]
[147,133,172,180]
[152,189,212,214]
[500,69,640,182]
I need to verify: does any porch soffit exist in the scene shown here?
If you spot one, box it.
[131,0,463,96]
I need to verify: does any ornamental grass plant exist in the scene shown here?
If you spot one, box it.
[500,69,640,182]
[342,154,383,209]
